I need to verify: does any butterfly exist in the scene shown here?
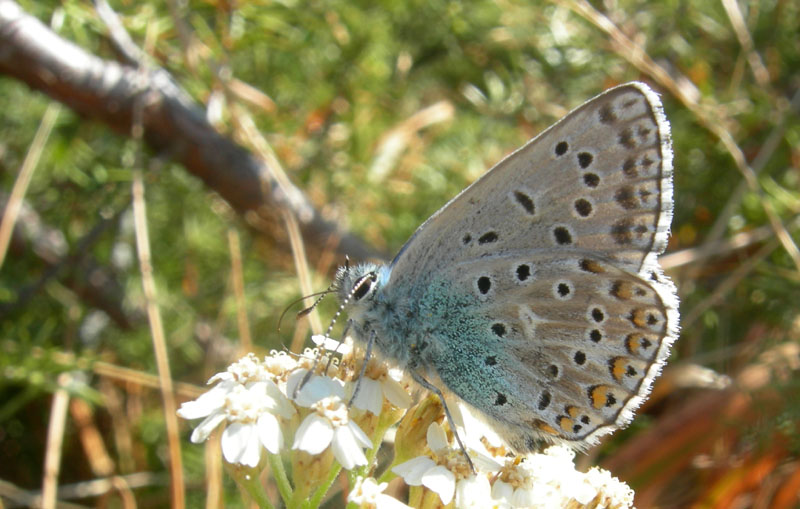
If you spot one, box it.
[334,82,679,453]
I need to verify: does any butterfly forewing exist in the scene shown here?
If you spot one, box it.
[390,83,673,283]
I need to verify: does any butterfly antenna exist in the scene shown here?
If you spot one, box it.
[281,254,353,330]
[277,289,333,332]
[292,270,377,399]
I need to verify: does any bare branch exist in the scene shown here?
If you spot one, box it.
[0,0,382,266]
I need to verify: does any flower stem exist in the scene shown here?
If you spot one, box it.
[268,453,293,506]
[231,466,274,509]
[306,461,343,508]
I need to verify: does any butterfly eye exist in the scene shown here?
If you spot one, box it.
[352,273,376,301]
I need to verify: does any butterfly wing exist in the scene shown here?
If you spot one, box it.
[387,82,678,449]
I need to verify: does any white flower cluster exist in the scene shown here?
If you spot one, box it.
[391,421,633,508]
[177,343,410,471]
[178,343,634,509]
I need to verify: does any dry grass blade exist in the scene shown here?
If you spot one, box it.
[0,102,60,269]
[131,168,185,509]
[720,0,771,89]
[204,432,224,509]
[228,228,253,353]
[41,373,72,509]
[93,360,205,399]
[660,219,793,270]
[283,208,324,352]
[229,102,325,346]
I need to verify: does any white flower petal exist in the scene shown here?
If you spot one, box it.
[207,371,234,385]
[381,377,412,408]
[426,422,449,452]
[310,334,332,347]
[188,411,226,443]
[331,425,368,470]
[392,456,437,486]
[292,413,334,455]
[469,446,503,473]
[348,477,385,503]
[238,434,264,467]
[376,494,413,509]
[347,420,373,449]
[176,382,232,419]
[455,475,492,508]
[457,402,506,451]
[221,422,261,466]
[294,374,346,407]
[445,397,466,430]
[263,379,296,418]
[244,380,269,399]
[256,413,283,454]
[491,479,513,503]
[585,467,635,507]
[421,465,456,505]
[572,479,599,505]
[348,477,412,509]
[311,334,353,354]
[512,484,545,508]
[285,368,308,398]
[350,378,383,415]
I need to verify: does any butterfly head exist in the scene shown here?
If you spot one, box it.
[334,262,385,313]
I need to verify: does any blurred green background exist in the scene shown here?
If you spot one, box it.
[1,0,799,507]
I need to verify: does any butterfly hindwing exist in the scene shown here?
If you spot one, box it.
[429,251,673,449]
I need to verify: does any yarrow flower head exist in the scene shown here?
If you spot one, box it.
[177,353,295,467]
[304,335,414,416]
[292,394,373,470]
[179,350,372,469]
[491,445,634,508]
[393,422,498,506]
[391,404,634,509]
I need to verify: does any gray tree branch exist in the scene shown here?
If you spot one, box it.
[0,0,381,266]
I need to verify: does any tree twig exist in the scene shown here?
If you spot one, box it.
[0,0,382,268]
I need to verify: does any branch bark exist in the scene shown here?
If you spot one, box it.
[0,0,381,266]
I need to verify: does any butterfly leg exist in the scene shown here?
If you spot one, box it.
[409,370,476,473]
[348,328,376,406]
